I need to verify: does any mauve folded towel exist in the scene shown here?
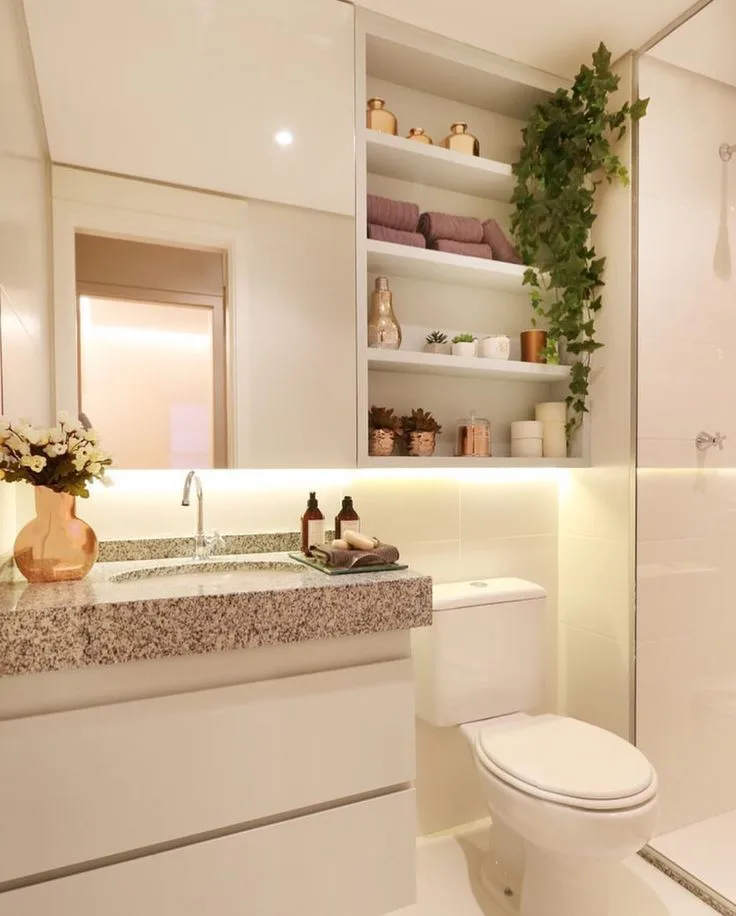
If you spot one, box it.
[431,240,493,259]
[482,219,523,264]
[368,224,427,248]
[367,194,420,232]
[310,544,401,569]
[418,211,483,244]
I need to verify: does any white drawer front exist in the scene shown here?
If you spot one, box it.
[0,790,416,916]
[0,659,414,882]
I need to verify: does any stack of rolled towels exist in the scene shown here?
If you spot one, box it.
[366,194,522,263]
[367,193,425,248]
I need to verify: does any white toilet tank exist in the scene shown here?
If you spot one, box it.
[412,578,547,727]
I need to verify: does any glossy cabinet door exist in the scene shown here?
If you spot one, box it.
[24,0,356,215]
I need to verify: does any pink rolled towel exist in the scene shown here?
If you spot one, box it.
[367,194,420,233]
[368,224,427,248]
[418,211,483,244]
[431,240,493,259]
[482,219,523,264]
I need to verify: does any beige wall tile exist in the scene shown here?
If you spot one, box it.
[459,477,558,540]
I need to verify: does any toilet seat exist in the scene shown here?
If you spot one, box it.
[474,715,657,811]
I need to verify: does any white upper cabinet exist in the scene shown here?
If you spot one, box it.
[23,0,355,215]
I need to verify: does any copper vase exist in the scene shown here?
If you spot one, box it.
[441,122,480,156]
[13,486,98,583]
[366,98,397,135]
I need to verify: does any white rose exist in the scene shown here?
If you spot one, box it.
[6,434,30,456]
[45,442,67,457]
[20,454,46,472]
[67,436,80,451]
[85,429,98,444]
[87,462,102,475]
[18,424,41,445]
[73,454,88,471]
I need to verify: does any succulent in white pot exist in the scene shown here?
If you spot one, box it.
[424,330,449,355]
[451,333,477,357]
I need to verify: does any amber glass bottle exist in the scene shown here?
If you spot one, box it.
[301,492,325,556]
[335,496,361,540]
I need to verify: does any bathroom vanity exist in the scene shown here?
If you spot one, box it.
[0,554,431,916]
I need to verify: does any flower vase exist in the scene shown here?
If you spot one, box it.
[13,486,98,583]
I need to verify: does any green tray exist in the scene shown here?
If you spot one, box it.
[289,552,407,576]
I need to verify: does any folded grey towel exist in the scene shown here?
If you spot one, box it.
[418,211,483,244]
[431,240,493,259]
[367,194,420,232]
[368,224,426,248]
[310,544,400,568]
[482,219,523,264]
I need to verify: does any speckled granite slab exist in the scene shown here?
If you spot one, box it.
[97,532,334,562]
[0,553,432,677]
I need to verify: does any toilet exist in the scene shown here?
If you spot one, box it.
[412,578,658,916]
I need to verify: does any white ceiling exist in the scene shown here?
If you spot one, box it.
[648,0,736,88]
[22,0,700,205]
[353,0,697,78]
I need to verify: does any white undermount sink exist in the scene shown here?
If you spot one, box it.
[109,559,302,588]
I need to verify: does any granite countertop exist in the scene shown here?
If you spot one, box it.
[0,552,432,677]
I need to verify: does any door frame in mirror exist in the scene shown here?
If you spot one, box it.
[52,166,249,467]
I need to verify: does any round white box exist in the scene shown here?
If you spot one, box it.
[511,438,543,458]
[535,402,567,424]
[511,420,543,439]
[479,335,510,360]
[542,422,567,458]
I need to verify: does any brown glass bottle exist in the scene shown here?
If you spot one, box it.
[335,496,361,540]
[301,492,325,556]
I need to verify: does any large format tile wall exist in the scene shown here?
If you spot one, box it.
[637,56,736,834]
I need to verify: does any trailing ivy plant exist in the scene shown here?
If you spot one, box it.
[510,43,648,437]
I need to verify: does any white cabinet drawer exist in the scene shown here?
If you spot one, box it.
[0,790,416,916]
[0,659,414,882]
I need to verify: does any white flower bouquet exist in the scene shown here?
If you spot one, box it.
[0,413,112,497]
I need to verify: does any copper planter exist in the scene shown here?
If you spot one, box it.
[520,329,548,364]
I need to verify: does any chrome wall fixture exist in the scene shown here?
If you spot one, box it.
[719,143,736,162]
[695,430,727,451]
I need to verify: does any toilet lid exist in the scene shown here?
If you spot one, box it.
[476,715,656,808]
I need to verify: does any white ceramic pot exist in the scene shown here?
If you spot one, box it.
[535,402,567,424]
[480,335,510,360]
[452,340,477,357]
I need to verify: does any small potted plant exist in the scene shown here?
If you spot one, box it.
[451,333,477,357]
[424,330,449,355]
[368,406,402,457]
[401,409,442,457]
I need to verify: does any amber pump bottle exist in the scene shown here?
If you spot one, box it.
[301,492,325,556]
[335,496,361,540]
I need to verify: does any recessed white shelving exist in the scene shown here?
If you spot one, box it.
[367,349,570,382]
[360,456,585,469]
[365,132,514,201]
[366,240,529,293]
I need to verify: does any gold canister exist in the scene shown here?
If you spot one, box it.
[441,122,480,156]
[367,276,401,349]
[520,329,548,364]
[366,98,397,135]
[406,127,433,144]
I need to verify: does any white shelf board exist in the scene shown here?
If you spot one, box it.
[360,456,585,469]
[365,132,514,201]
[366,240,529,293]
[367,348,569,382]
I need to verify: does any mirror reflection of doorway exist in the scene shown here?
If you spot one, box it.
[75,234,227,469]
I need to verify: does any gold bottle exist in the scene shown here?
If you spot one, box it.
[367,276,401,350]
[441,122,480,156]
[366,98,397,135]
[406,127,433,145]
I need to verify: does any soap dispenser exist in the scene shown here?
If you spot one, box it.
[301,492,325,556]
[335,496,361,539]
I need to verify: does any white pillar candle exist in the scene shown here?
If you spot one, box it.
[542,422,567,458]
[535,402,567,424]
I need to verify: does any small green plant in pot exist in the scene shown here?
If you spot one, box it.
[368,406,402,457]
[510,42,648,437]
[424,330,449,355]
[401,409,442,457]
[451,333,477,357]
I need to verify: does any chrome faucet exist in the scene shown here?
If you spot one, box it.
[181,471,224,560]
